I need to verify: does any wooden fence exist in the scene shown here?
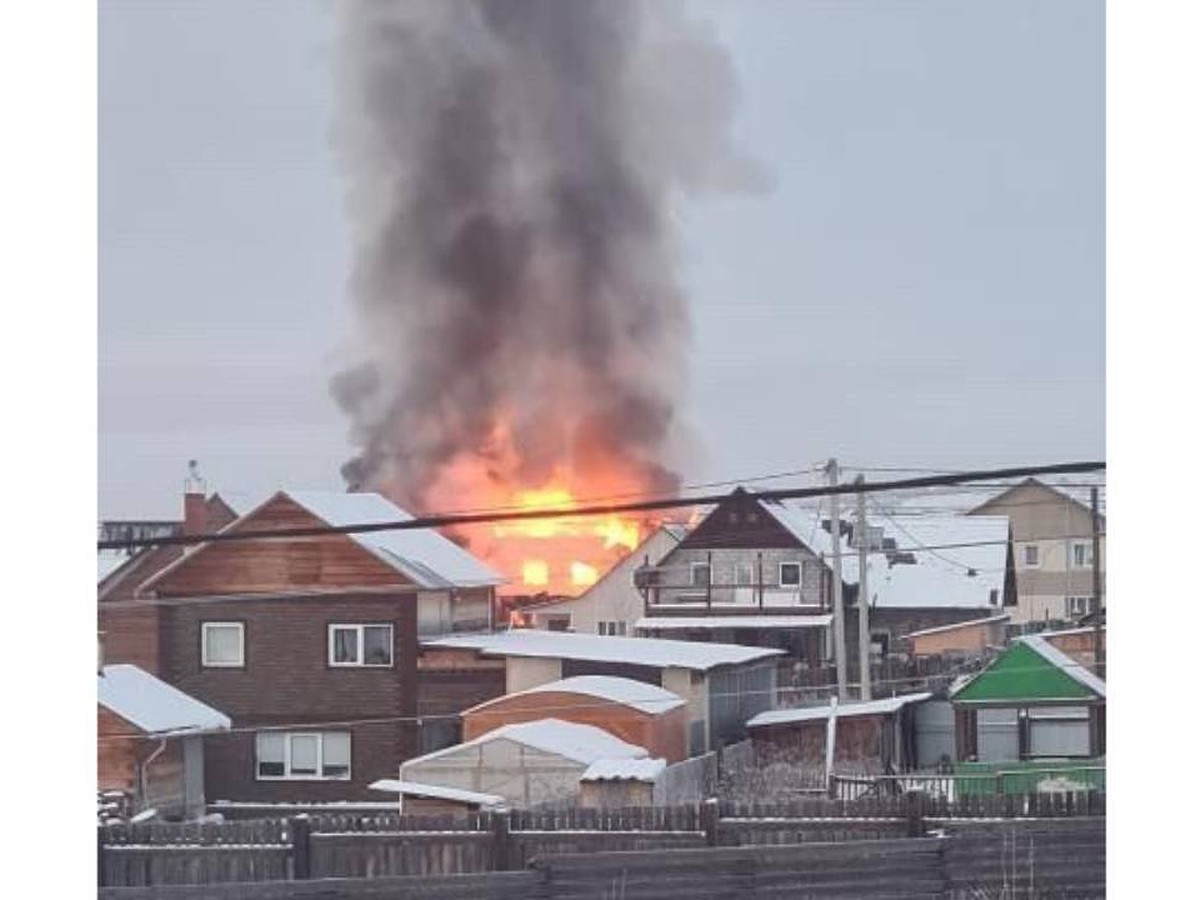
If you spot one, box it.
[98,791,1105,888]
[97,818,1106,899]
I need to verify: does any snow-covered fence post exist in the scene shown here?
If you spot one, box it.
[290,815,312,880]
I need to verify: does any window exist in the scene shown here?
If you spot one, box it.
[1066,596,1098,617]
[1027,707,1091,758]
[256,732,351,780]
[690,563,711,587]
[328,624,393,667]
[1023,545,1040,567]
[1071,543,1094,568]
[779,562,802,587]
[201,622,244,668]
[734,563,753,586]
[597,621,627,636]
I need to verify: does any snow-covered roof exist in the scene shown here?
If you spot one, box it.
[285,491,504,589]
[1017,635,1107,698]
[634,614,833,631]
[405,719,648,768]
[425,629,783,671]
[580,758,667,783]
[760,502,1006,609]
[903,613,1010,639]
[98,551,132,583]
[464,675,685,716]
[746,692,933,728]
[98,664,231,736]
[367,780,506,807]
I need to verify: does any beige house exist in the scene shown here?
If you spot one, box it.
[968,478,1105,624]
[528,524,687,636]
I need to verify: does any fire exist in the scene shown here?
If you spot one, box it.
[412,422,665,598]
[570,561,599,587]
[492,485,642,594]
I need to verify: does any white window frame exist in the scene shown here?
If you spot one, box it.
[328,623,394,668]
[779,561,803,587]
[733,562,754,586]
[1023,544,1040,568]
[255,731,352,781]
[1070,542,1094,569]
[1066,596,1097,617]
[690,563,711,587]
[597,621,628,636]
[201,622,244,668]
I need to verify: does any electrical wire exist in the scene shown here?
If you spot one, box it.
[95,461,1105,551]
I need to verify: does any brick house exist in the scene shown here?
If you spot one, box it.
[98,487,503,802]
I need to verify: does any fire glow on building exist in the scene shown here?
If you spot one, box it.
[329,1,761,595]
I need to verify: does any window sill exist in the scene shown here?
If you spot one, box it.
[255,775,352,782]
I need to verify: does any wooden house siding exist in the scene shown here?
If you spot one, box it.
[674,491,802,551]
[99,606,162,674]
[143,496,414,598]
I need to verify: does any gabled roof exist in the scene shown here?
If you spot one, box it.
[903,612,1010,640]
[463,675,686,716]
[403,719,648,768]
[950,635,1106,703]
[139,489,504,594]
[769,502,1007,610]
[286,491,504,589]
[98,665,231,736]
[99,494,241,600]
[425,629,783,671]
[746,692,932,729]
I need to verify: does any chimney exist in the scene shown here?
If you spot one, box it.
[183,460,207,537]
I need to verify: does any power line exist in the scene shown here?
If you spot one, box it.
[98,529,1103,609]
[96,461,1105,551]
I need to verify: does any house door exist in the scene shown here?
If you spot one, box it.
[976,708,1020,762]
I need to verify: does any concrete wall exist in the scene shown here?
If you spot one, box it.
[505,657,563,694]
[661,668,710,754]
[399,737,586,808]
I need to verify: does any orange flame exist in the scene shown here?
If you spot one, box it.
[415,423,659,597]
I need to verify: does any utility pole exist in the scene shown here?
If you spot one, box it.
[1091,487,1104,679]
[827,458,848,701]
[855,475,872,701]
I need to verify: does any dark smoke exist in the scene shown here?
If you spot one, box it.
[332,0,764,509]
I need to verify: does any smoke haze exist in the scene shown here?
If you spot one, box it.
[332,0,763,510]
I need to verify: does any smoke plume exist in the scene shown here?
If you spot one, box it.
[332,0,763,511]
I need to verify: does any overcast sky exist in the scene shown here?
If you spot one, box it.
[99,0,1103,520]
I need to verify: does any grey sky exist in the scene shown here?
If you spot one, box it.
[99,0,1103,520]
